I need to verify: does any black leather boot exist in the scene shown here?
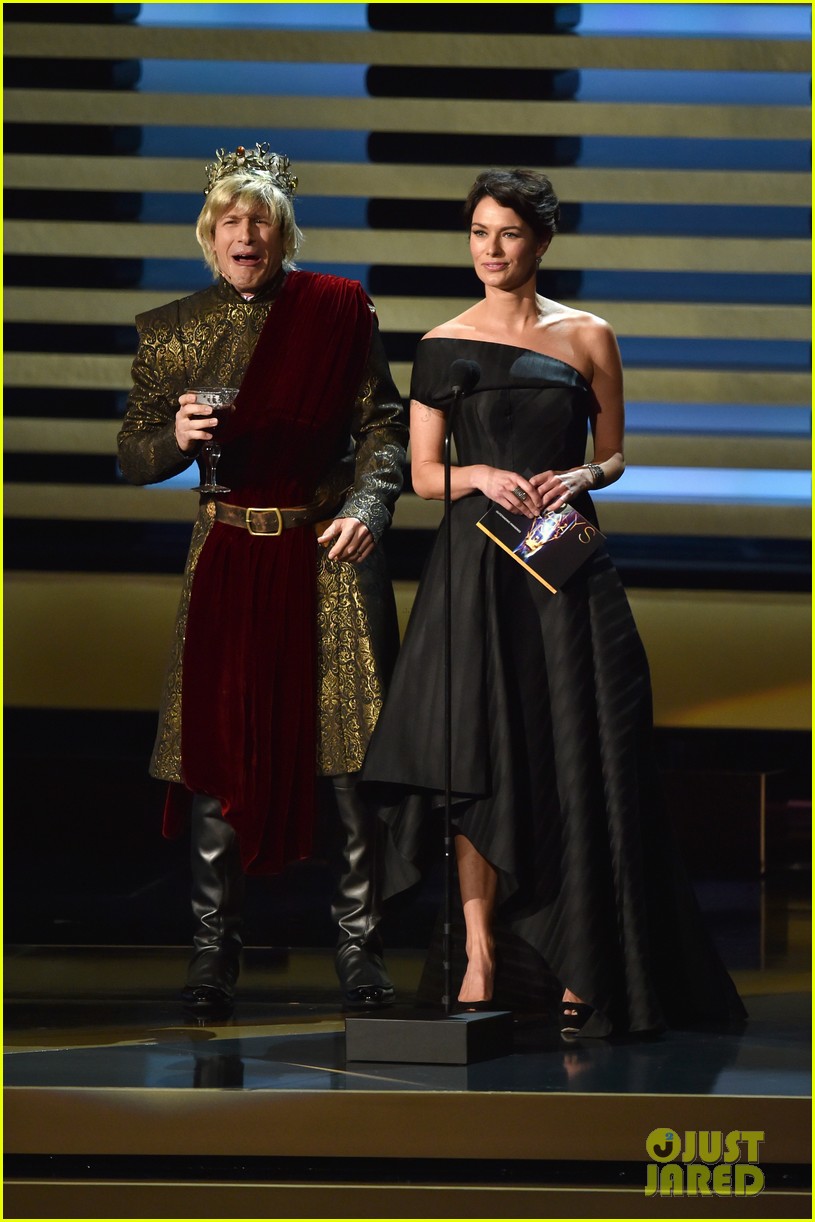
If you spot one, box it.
[331,774,395,1010]
[181,794,245,1021]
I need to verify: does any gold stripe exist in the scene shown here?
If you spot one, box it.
[5,352,810,406]
[6,288,811,343]
[396,363,810,406]
[619,368,810,406]
[622,434,808,471]
[4,572,182,713]
[4,24,809,71]
[4,420,808,473]
[4,1184,811,1219]
[3,484,199,524]
[4,576,811,730]
[630,588,811,731]
[3,1084,811,1160]
[373,299,814,342]
[391,496,810,540]
[4,353,133,389]
[4,419,121,455]
[5,222,809,274]
[4,485,809,540]
[5,90,808,139]
[6,156,809,207]
[5,572,812,729]
[7,288,810,342]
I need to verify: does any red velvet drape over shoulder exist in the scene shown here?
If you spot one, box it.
[165,272,374,874]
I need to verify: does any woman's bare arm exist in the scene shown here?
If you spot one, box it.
[410,399,542,517]
[531,315,626,510]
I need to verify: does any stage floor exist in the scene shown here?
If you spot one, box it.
[4,882,811,1219]
[3,946,811,1097]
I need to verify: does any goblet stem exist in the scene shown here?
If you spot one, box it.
[203,442,221,488]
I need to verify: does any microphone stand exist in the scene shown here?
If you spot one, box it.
[442,386,463,1016]
[344,362,513,1063]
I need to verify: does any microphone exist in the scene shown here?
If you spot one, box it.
[449,358,481,398]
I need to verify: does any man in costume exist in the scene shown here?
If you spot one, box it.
[118,143,408,1019]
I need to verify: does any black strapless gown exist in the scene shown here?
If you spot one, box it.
[363,338,745,1034]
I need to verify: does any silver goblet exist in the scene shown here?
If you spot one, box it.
[189,386,240,494]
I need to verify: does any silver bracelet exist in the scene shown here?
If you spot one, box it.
[585,462,605,489]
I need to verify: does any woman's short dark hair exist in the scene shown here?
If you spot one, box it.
[464,169,560,240]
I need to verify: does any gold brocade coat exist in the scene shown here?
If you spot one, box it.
[117,274,408,782]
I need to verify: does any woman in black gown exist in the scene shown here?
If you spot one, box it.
[363,170,745,1036]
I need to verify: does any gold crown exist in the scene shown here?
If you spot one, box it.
[204,143,298,197]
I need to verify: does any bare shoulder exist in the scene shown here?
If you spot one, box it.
[547,301,615,339]
[546,301,620,364]
[422,304,481,342]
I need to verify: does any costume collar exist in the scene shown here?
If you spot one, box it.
[216,267,287,305]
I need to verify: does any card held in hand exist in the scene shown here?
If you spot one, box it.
[477,502,605,593]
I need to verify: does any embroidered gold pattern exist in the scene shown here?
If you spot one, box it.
[150,500,216,782]
[118,278,407,786]
[316,551,384,775]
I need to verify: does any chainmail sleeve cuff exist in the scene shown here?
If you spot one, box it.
[337,324,408,542]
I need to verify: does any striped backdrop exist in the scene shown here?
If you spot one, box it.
[4,3,810,727]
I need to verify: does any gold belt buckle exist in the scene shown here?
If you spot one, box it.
[245,506,283,537]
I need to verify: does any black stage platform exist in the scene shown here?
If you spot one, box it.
[4,715,810,1215]
[5,911,811,1219]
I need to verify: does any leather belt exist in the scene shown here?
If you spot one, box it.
[214,499,334,537]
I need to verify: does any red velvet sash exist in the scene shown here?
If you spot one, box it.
[165,273,374,874]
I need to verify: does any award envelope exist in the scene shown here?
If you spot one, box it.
[477,502,605,594]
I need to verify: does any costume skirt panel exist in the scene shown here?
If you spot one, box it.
[156,515,396,875]
[180,519,318,875]
[316,544,400,776]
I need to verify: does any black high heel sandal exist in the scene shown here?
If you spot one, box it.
[456,958,496,1012]
[456,998,497,1013]
[560,1000,594,1036]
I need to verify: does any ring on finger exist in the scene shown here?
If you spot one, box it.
[512,486,528,502]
